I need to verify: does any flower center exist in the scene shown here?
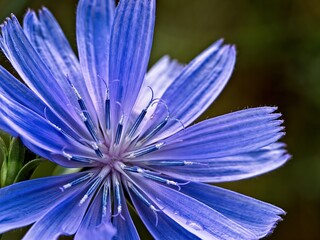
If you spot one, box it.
[54,79,187,182]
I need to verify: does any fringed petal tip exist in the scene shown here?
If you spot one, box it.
[0,14,21,34]
[262,213,285,238]
[144,145,290,183]
[174,181,287,239]
[139,38,237,143]
[147,107,287,160]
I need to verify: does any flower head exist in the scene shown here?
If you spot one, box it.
[0,0,289,239]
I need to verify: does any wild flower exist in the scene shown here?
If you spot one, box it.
[0,0,289,239]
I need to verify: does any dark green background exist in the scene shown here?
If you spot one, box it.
[0,0,320,239]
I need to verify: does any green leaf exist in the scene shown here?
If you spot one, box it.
[0,130,11,149]
[2,138,25,186]
[0,137,7,166]
[30,160,57,179]
[14,158,44,183]
[0,136,9,188]
[0,157,8,188]
[52,165,82,176]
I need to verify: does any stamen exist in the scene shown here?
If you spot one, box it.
[102,180,110,217]
[123,165,188,191]
[80,111,99,143]
[170,117,185,130]
[105,88,111,130]
[128,182,160,226]
[63,151,94,163]
[80,176,103,205]
[98,76,111,131]
[127,108,148,139]
[114,114,124,145]
[79,167,110,206]
[112,175,125,220]
[137,116,169,146]
[145,160,209,167]
[142,173,188,191]
[90,141,104,158]
[127,86,154,138]
[67,76,99,142]
[125,142,165,159]
[44,107,73,139]
[135,99,170,146]
[149,99,169,119]
[59,172,93,192]
[122,165,144,173]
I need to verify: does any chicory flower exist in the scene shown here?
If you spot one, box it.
[0,0,289,239]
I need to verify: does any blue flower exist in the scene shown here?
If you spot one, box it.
[0,0,290,239]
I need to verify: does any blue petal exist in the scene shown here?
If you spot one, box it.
[109,0,155,125]
[145,143,290,182]
[0,66,87,143]
[0,16,86,136]
[0,66,43,137]
[0,121,14,137]
[0,70,85,143]
[128,184,200,240]
[23,9,98,126]
[0,66,46,116]
[0,172,89,233]
[23,180,95,240]
[180,182,285,238]
[130,174,257,239]
[76,222,115,240]
[133,55,184,113]
[76,0,115,118]
[142,40,236,143]
[0,96,98,167]
[112,183,139,240]
[143,107,284,161]
[75,187,116,240]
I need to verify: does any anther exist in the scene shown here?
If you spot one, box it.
[142,116,168,142]
[124,166,189,191]
[63,150,94,163]
[105,88,111,130]
[112,175,125,220]
[127,108,148,139]
[82,111,99,142]
[136,99,170,146]
[125,142,165,159]
[99,75,110,131]
[66,76,99,142]
[128,182,160,226]
[90,141,103,158]
[59,172,93,192]
[79,176,103,205]
[114,114,124,145]
[79,167,110,206]
[122,165,144,173]
[44,107,74,139]
[127,87,155,138]
[102,181,110,217]
[141,172,188,191]
[145,160,209,167]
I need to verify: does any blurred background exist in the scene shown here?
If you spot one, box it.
[0,0,319,239]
